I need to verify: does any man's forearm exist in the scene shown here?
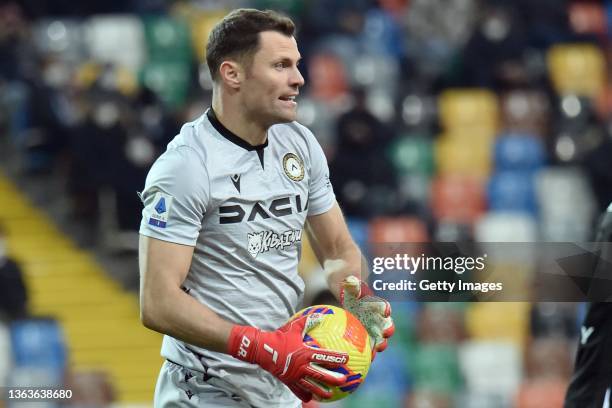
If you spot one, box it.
[141,286,233,353]
[324,244,365,299]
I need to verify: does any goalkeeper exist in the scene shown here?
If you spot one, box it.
[564,203,612,408]
[138,8,394,408]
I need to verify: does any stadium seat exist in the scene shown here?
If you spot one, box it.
[368,216,429,243]
[547,43,606,97]
[568,2,607,36]
[182,9,227,63]
[0,322,10,386]
[434,221,473,242]
[368,216,428,260]
[454,391,508,408]
[84,15,146,72]
[431,175,486,224]
[458,340,521,399]
[525,338,573,380]
[64,370,116,406]
[251,0,305,16]
[416,304,465,343]
[487,171,538,216]
[595,84,612,120]
[397,173,431,210]
[465,303,530,347]
[406,390,453,408]
[140,61,191,108]
[399,92,437,129]
[474,212,538,242]
[515,379,567,408]
[536,167,597,241]
[351,53,401,100]
[308,52,349,101]
[10,318,67,379]
[531,303,578,339]
[388,135,434,176]
[345,344,412,408]
[389,301,420,346]
[33,19,85,62]
[346,217,370,254]
[411,344,461,394]
[500,90,550,137]
[493,134,546,171]
[360,8,405,60]
[435,136,492,177]
[438,89,500,134]
[7,367,64,390]
[142,16,192,63]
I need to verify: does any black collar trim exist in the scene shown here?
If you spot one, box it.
[206,108,268,151]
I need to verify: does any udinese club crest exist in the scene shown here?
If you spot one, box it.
[282,153,304,182]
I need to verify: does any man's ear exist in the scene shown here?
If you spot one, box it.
[219,60,243,89]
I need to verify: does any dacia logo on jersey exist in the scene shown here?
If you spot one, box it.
[148,192,173,228]
[247,229,302,258]
[219,194,307,224]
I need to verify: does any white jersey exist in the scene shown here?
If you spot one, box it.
[139,108,335,407]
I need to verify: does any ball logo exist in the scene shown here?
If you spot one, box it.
[312,353,348,364]
[283,153,304,182]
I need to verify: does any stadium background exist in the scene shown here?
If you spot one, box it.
[1,0,612,406]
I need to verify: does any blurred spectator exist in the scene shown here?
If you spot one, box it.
[329,87,398,218]
[0,224,28,322]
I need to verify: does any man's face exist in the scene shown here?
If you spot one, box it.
[240,31,304,126]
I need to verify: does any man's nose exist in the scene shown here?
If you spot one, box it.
[290,67,305,88]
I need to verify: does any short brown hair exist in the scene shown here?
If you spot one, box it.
[206,8,296,81]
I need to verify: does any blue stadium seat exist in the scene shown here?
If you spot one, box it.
[10,318,67,378]
[345,343,412,408]
[346,217,369,255]
[494,133,546,171]
[487,171,538,216]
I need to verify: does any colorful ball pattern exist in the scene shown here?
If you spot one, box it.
[291,305,372,402]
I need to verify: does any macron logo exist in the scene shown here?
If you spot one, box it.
[312,353,347,364]
[581,326,594,345]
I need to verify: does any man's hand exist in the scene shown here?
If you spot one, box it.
[227,314,348,402]
[341,275,395,358]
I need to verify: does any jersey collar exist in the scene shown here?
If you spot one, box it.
[206,108,268,151]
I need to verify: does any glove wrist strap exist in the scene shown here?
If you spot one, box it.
[227,325,260,363]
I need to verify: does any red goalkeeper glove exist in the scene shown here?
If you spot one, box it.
[341,275,395,358]
[227,314,349,402]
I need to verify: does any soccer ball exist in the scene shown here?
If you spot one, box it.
[291,305,371,402]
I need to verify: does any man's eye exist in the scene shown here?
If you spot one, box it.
[275,62,287,69]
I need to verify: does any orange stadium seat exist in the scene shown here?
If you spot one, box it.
[308,52,349,102]
[438,89,500,134]
[568,2,607,36]
[368,216,429,243]
[431,175,486,224]
[547,43,606,98]
[368,216,428,258]
[515,379,567,408]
